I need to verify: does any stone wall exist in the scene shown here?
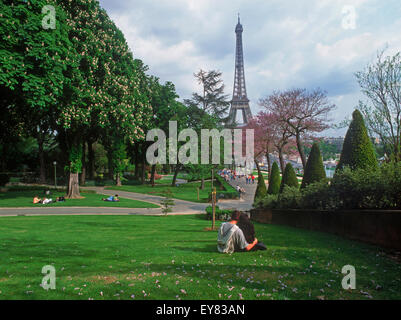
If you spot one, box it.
[251,209,401,250]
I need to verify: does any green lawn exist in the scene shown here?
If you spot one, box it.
[0,189,159,209]
[108,181,214,203]
[0,214,399,300]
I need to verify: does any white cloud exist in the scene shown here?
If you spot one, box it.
[101,0,401,134]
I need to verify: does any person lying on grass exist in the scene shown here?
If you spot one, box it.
[33,196,41,204]
[102,194,120,202]
[217,211,259,254]
[237,213,267,251]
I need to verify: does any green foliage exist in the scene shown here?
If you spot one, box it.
[0,173,10,187]
[337,110,378,171]
[160,189,175,215]
[267,162,281,195]
[254,186,301,210]
[209,175,239,200]
[254,171,267,202]
[205,206,233,221]
[256,162,401,210]
[280,163,299,193]
[68,143,83,174]
[301,142,326,189]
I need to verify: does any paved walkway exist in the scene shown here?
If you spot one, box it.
[217,175,257,212]
[0,180,257,217]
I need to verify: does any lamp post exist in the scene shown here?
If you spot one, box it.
[53,161,57,189]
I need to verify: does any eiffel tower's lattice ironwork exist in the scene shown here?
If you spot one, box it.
[228,16,252,126]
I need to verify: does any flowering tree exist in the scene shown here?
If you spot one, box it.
[260,89,335,169]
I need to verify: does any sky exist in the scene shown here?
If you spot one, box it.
[99,0,401,136]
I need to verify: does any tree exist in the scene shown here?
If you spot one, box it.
[355,49,401,162]
[301,142,326,189]
[0,0,71,179]
[160,189,175,215]
[184,70,230,122]
[336,110,378,171]
[260,89,335,169]
[280,163,299,193]
[246,112,276,175]
[56,1,152,198]
[254,171,267,202]
[267,162,281,195]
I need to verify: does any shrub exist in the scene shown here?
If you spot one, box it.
[301,180,334,210]
[330,166,386,210]
[205,206,233,221]
[253,171,267,203]
[301,142,326,189]
[253,194,279,209]
[0,173,10,187]
[336,109,378,171]
[280,163,299,193]
[209,175,239,201]
[267,162,281,195]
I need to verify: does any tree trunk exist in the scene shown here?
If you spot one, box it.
[278,148,285,174]
[87,139,95,180]
[38,137,46,184]
[296,132,307,170]
[265,145,271,176]
[254,159,262,176]
[67,172,82,199]
[133,143,140,180]
[80,142,86,186]
[107,151,114,180]
[150,164,156,187]
[116,172,122,186]
[171,164,181,187]
[141,156,146,184]
[200,176,205,190]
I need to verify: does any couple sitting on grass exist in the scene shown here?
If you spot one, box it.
[217,210,267,254]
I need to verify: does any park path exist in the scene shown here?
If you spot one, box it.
[0,180,257,217]
[217,175,257,212]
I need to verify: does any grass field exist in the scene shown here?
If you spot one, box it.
[0,188,159,209]
[0,214,399,300]
[108,181,214,203]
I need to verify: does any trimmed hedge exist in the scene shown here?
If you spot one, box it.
[301,142,326,189]
[254,162,401,211]
[267,162,281,195]
[280,163,299,193]
[205,205,233,221]
[337,109,378,172]
[254,171,267,203]
[209,175,239,201]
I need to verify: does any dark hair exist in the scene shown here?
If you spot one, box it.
[231,210,241,221]
[237,213,255,243]
[115,194,118,197]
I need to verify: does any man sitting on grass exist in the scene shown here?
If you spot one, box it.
[102,194,120,202]
[217,211,258,254]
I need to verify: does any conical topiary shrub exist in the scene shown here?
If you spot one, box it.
[253,171,267,202]
[336,109,378,171]
[280,163,299,193]
[267,162,281,195]
[301,142,326,189]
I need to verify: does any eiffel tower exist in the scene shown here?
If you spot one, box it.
[228,15,252,127]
